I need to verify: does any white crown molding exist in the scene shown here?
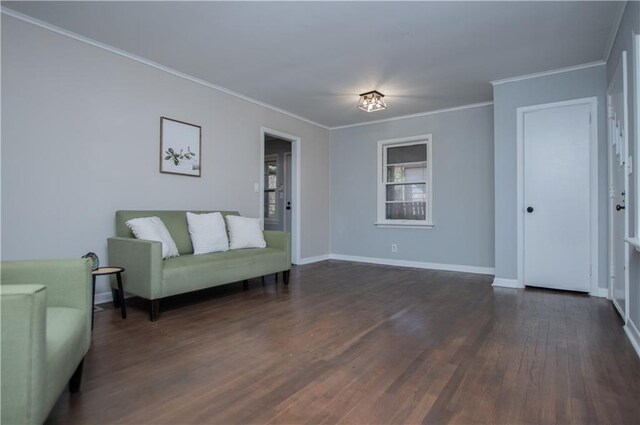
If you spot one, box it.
[330,101,494,130]
[624,318,640,359]
[604,1,628,63]
[330,254,495,275]
[490,61,606,86]
[1,7,331,130]
[491,278,524,289]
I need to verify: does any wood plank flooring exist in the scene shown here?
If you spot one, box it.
[46,260,640,424]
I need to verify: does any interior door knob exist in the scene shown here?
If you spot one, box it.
[526,206,534,213]
[616,204,625,211]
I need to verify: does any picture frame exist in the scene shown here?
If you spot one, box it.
[160,116,202,177]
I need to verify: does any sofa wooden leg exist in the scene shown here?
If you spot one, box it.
[112,288,121,308]
[283,270,290,285]
[69,358,85,393]
[242,280,249,290]
[150,299,160,322]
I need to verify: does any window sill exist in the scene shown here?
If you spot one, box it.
[374,222,434,229]
[625,237,640,252]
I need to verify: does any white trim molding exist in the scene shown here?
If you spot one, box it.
[296,254,332,265]
[634,33,640,242]
[331,101,493,130]
[607,52,631,322]
[604,2,628,63]
[94,291,114,306]
[330,254,495,275]
[376,135,433,227]
[260,127,302,265]
[491,278,524,289]
[1,7,330,130]
[516,97,599,294]
[625,237,640,252]
[624,319,640,359]
[374,223,435,229]
[491,61,605,86]
[593,287,609,298]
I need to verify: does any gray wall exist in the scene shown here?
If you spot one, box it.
[264,138,292,231]
[1,16,331,297]
[492,65,608,288]
[607,1,640,326]
[331,104,495,269]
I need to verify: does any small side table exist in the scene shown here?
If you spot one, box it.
[92,267,126,329]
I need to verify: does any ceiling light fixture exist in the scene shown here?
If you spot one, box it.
[357,90,387,112]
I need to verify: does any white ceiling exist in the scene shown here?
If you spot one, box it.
[3,1,625,128]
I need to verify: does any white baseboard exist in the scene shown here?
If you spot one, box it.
[94,290,133,306]
[330,254,495,275]
[591,287,609,298]
[295,254,331,265]
[491,278,524,288]
[624,318,640,359]
[94,291,114,306]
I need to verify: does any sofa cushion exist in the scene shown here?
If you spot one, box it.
[186,212,229,254]
[126,217,180,259]
[161,248,287,297]
[45,307,86,415]
[226,216,266,249]
[116,210,239,255]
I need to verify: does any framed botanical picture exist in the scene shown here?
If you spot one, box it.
[160,117,201,177]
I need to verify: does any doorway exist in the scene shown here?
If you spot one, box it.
[260,127,300,264]
[607,51,630,321]
[517,97,598,293]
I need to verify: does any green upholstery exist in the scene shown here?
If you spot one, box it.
[1,259,92,425]
[162,248,288,297]
[108,210,291,315]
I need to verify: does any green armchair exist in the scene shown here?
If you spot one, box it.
[1,259,92,425]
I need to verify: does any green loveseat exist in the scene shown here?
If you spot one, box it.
[1,259,92,425]
[107,210,291,321]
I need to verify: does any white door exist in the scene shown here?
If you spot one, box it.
[284,153,292,232]
[607,51,630,319]
[610,142,627,316]
[523,102,592,292]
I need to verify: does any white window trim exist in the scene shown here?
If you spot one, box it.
[629,33,640,252]
[264,154,279,224]
[376,134,433,228]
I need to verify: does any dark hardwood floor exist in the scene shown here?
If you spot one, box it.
[47,260,640,424]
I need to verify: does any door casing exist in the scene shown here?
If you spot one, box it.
[607,50,630,322]
[260,127,301,264]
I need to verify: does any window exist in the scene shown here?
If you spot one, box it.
[264,155,278,222]
[377,135,433,227]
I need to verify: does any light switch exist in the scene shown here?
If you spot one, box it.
[254,183,260,193]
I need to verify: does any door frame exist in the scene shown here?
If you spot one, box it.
[516,97,599,294]
[606,50,630,321]
[260,127,301,264]
[283,152,292,232]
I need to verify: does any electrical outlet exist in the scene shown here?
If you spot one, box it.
[391,244,397,252]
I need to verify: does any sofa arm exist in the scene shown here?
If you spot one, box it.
[0,259,91,311]
[1,284,47,425]
[264,231,291,269]
[107,237,163,300]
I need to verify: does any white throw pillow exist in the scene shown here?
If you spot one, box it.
[126,217,180,259]
[186,212,229,255]
[226,216,267,249]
